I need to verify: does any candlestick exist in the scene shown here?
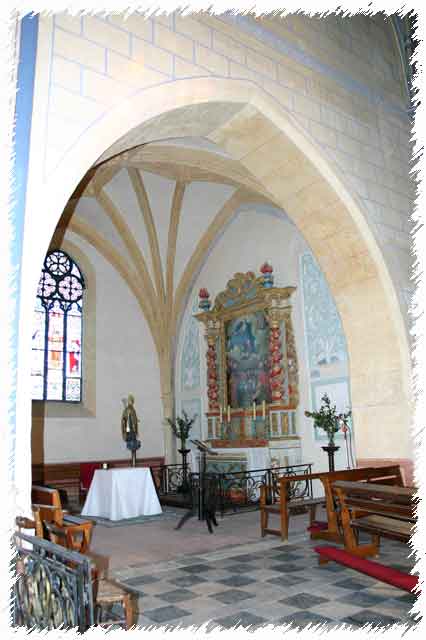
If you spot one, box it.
[262,400,266,419]
[227,405,231,423]
[252,401,256,420]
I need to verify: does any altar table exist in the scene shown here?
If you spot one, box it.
[81,468,162,521]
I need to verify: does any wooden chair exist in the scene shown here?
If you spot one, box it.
[43,520,93,554]
[93,578,137,629]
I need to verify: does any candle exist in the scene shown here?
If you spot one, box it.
[252,401,256,420]
[227,405,231,423]
[219,405,223,423]
[262,400,266,419]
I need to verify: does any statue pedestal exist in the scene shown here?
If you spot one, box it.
[322,445,340,472]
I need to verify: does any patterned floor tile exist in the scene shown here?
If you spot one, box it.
[209,610,268,629]
[339,608,403,628]
[208,588,256,605]
[177,556,207,566]
[269,563,305,573]
[222,563,258,574]
[337,590,390,608]
[154,588,199,604]
[214,574,257,588]
[332,577,372,590]
[269,553,305,563]
[279,592,330,609]
[275,610,336,628]
[120,534,416,630]
[143,605,192,623]
[167,574,208,588]
[180,563,214,574]
[266,575,308,588]
[124,574,161,586]
[241,583,287,605]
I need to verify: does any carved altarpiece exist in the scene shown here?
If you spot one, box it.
[196,268,299,449]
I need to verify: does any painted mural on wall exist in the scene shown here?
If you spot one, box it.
[301,253,348,380]
[226,310,271,408]
[180,298,201,391]
[177,296,204,447]
[301,253,351,441]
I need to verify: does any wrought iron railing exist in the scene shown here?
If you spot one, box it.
[216,463,314,516]
[151,463,187,495]
[176,463,314,518]
[13,531,94,633]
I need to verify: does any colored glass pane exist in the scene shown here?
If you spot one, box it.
[31,250,85,402]
[31,376,43,400]
[31,349,44,376]
[47,368,63,400]
[66,378,81,402]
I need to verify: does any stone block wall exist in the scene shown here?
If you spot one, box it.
[31,12,414,349]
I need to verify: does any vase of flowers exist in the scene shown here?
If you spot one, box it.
[305,393,351,445]
[305,394,351,471]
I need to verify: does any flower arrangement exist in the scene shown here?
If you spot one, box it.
[167,410,197,450]
[305,393,351,446]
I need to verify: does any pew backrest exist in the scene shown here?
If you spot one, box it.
[332,480,415,520]
[270,465,404,531]
[32,484,63,509]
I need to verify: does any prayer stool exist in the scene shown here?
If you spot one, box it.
[94,578,137,629]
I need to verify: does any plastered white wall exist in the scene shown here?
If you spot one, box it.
[34,232,164,463]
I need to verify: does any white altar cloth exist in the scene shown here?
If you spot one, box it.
[81,468,162,521]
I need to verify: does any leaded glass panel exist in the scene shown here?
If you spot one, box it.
[31,250,85,402]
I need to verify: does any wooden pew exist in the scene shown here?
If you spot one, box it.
[314,480,417,593]
[313,464,404,543]
[331,480,415,557]
[260,465,403,542]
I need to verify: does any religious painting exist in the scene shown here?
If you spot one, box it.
[225,310,271,408]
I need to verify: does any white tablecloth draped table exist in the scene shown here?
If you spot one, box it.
[81,467,162,521]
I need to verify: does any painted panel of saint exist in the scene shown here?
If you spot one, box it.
[225,310,271,408]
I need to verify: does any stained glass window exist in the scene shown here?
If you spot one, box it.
[31,250,85,402]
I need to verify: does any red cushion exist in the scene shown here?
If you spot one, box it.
[80,462,102,490]
[307,521,328,532]
[315,545,418,593]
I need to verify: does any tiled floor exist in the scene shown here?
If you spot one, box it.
[91,508,420,631]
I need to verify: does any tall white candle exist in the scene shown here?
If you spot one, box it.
[262,400,266,419]
[219,405,223,423]
[252,401,256,420]
[227,405,231,423]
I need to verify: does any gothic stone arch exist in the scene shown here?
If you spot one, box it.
[16,78,412,514]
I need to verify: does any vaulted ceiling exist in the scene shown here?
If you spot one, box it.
[53,136,288,398]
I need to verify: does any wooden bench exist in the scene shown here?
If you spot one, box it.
[331,480,416,557]
[313,464,404,543]
[314,480,417,592]
[260,465,403,542]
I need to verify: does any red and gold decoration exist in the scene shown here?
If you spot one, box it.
[196,264,299,447]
